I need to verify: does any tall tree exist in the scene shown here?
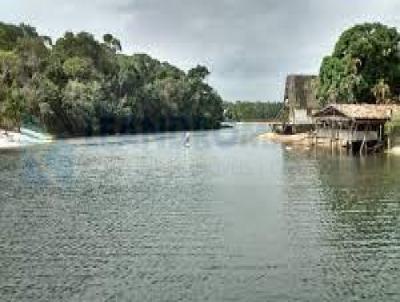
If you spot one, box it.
[188,65,210,80]
[103,33,122,52]
[318,23,400,104]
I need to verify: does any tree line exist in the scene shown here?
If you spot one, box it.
[224,101,283,121]
[0,21,224,136]
[317,22,400,105]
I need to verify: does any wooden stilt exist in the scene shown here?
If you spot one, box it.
[360,134,366,156]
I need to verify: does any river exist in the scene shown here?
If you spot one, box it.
[0,124,399,301]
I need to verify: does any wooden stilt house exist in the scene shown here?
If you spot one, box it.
[313,104,400,153]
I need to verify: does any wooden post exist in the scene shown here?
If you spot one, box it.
[360,134,366,156]
[349,122,355,154]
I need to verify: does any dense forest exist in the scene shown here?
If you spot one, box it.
[0,21,224,136]
[318,22,400,105]
[224,101,283,121]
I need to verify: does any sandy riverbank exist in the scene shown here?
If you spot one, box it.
[0,129,53,149]
[258,132,313,145]
[0,131,22,149]
[258,131,340,150]
[386,146,400,155]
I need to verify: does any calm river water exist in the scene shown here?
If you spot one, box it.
[1,124,400,301]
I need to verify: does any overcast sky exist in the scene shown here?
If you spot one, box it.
[1,0,400,101]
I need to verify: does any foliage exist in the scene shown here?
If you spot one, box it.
[63,57,95,81]
[385,112,400,138]
[103,34,122,52]
[1,83,25,131]
[52,31,118,78]
[188,65,210,80]
[371,79,391,104]
[224,101,283,121]
[0,21,39,51]
[317,23,400,105]
[0,21,224,135]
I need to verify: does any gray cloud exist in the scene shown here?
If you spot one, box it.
[2,0,400,100]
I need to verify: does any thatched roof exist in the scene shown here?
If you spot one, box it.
[284,75,318,109]
[314,104,400,121]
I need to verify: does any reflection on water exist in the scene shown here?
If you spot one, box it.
[284,150,400,301]
[0,124,399,301]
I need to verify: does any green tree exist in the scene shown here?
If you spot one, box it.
[103,34,122,52]
[63,57,94,81]
[318,22,400,104]
[15,36,49,81]
[188,65,210,80]
[59,80,99,135]
[223,101,283,121]
[372,79,391,104]
[0,50,18,85]
[0,21,39,51]
[53,31,118,77]
[3,85,25,131]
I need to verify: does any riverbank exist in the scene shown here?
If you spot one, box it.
[0,131,22,149]
[258,131,351,149]
[258,132,313,145]
[386,146,400,155]
[0,128,53,149]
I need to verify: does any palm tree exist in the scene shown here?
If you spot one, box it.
[372,79,391,104]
